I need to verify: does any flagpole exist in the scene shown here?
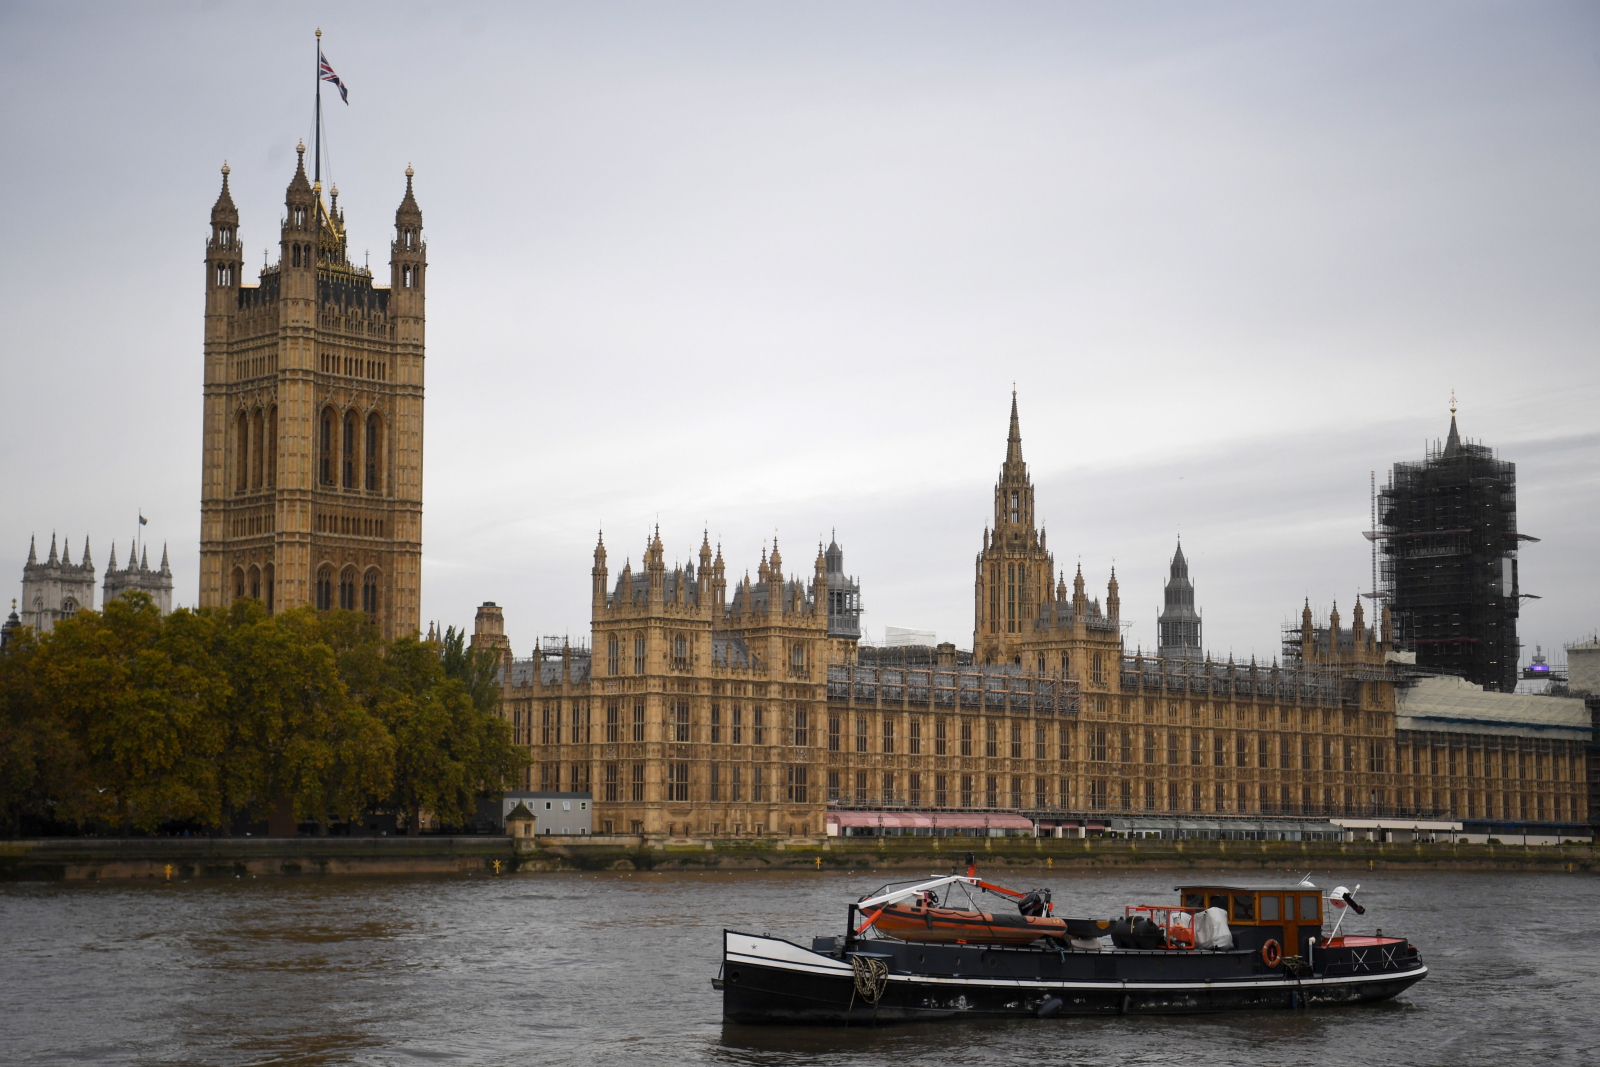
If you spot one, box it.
[314,28,322,186]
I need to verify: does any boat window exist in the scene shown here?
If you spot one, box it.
[1182,892,1205,909]
[1232,895,1256,922]
[1209,894,1228,912]
[1284,896,1297,921]
[1300,895,1321,922]
[1260,895,1280,921]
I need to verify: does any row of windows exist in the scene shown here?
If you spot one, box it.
[603,633,807,674]
[318,407,385,491]
[233,562,384,622]
[235,406,278,492]
[541,762,811,804]
[1401,745,1575,782]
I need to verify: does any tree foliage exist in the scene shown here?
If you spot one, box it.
[0,595,524,836]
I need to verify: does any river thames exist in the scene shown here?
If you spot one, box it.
[1,867,1596,1066]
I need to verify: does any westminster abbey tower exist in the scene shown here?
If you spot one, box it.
[199,146,425,638]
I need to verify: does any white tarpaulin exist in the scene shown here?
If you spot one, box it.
[1192,907,1233,950]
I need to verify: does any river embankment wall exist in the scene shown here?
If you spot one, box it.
[2,834,1593,881]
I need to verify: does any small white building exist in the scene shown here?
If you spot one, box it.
[500,791,593,836]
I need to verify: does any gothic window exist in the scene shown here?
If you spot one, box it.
[882,717,894,754]
[365,412,383,492]
[248,565,261,600]
[266,406,278,488]
[673,634,688,667]
[361,570,380,621]
[220,228,232,248]
[607,637,619,675]
[339,567,357,610]
[263,563,275,612]
[294,207,306,227]
[1011,723,1023,759]
[250,409,264,489]
[402,266,413,287]
[315,566,332,610]
[632,701,645,743]
[1006,563,1016,633]
[405,230,414,250]
[788,766,807,803]
[1009,490,1019,523]
[752,706,766,746]
[633,635,645,674]
[319,408,335,485]
[935,717,947,756]
[985,721,998,758]
[233,567,246,601]
[792,708,808,747]
[1091,652,1104,684]
[342,411,358,488]
[935,774,948,807]
[236,411,249,492]
[292,244,301,267]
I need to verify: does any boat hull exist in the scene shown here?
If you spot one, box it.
[720,931,1427,1024]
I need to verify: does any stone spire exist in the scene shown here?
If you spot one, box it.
[27,535,36,566]
[1005,389,1023,468]
[107,542,118,571]
[80,537,91,570]
[158,544,170,575]
[1443,392,1462,458]
[47,533,57,565]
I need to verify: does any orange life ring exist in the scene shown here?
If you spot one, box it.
[1262,939,1283,968]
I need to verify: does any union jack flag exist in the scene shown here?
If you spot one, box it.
[319,51,349,104]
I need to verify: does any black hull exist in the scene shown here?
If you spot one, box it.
[720,931,1427,1025]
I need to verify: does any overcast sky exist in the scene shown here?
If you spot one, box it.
[2,2,1597,666]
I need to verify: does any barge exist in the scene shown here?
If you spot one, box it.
[717,860,1426,1023]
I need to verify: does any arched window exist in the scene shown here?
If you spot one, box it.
[234,567,247,602]
[263,562,275,612]
[250,409,264,489]
[405,229,414,250]
[236,411,249,492]
[361,569,380,621]
[319,408,335,485]
[339,566,358,610]
[294,207,306,228]
[62,596,77,614]
[248,565,261,600]
[365,412,383,492]
[292,244,300,267]
[1009,490,1020,523]
[315,566,333,610]
[266,406,278,488]
[342,411,358,488]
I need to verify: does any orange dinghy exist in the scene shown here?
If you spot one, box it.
[873,901,1067,947]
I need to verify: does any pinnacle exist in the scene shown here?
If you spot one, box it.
[1004,393,1024,468]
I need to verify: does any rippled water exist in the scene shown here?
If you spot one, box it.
[1,866,1596,1066]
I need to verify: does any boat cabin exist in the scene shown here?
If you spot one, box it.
[1176,883,1324,955]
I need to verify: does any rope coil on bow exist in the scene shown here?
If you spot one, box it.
[851,955,889,1005]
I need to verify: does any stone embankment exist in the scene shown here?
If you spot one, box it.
[6,834,1589,881]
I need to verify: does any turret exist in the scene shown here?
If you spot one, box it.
[592,531,609,614]
[281,143,316,299]
[206,162,243,314]
[391,164,426,321]
[1107,568,1120,623]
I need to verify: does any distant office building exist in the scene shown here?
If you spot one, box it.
[1377,406,1525,692]
[19,534,95,634]
[884,627,937,647]
[1157,541,1203,661]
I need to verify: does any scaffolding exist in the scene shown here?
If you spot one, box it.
[1371,417,1527,692]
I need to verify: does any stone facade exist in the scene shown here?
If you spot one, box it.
[487,398,1590,839]
[19,534,95,633]
[102,541,173,615]
[197,149,424,639]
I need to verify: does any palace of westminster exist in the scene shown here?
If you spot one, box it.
[10,139,1593,843]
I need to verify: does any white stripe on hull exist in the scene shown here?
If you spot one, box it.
[724,932,1427,993]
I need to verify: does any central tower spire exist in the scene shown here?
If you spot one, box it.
[975,393,1052,664]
